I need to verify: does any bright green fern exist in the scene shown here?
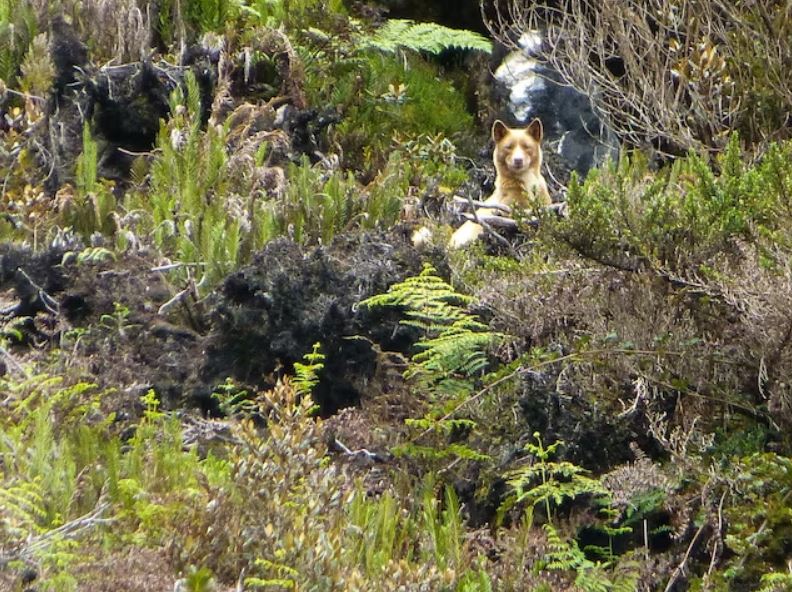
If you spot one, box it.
[293,342,325,398]
[365,19,492,55]
[503,432,606,523]
[361,264,497,465]
[543,523,613,592]
[361,263,496,384]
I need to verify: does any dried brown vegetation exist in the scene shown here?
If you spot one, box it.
[483,0,792,154]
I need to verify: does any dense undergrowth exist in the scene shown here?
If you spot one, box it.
[2,0,792,591]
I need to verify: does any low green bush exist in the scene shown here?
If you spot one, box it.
[551,135,792,275]
[323,51,476,172]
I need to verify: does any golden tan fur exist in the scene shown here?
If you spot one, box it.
[448,119,550,249]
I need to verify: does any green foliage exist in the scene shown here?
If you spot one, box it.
[63,124,118,238]
[504,433,606,523]
[553,134,792,274]
[422,482,465,571]
[18,32,54,98]
[302,31,476,171]
[293,342,325,398]
[543,523,620,592]
[134,70,410,292]
[157,374,496,590]
[181,565,217,592]
[156,0,233,43]
[98,302,139,338]
[0,372,230,588]
[345,490,409,576]
[155,0,346,42]
[76,124,99,195]
[0,0,36,87]
[211,377,255,417]
[343,53,474,169]
[183,0,233,35]
[362,264,498,466]
[362,264,496,384]
[259,155,405,246]
[720,453,792,587]
[364,19,492,55]
[398,417,490,463]
[0,478,47,539]
[238,0,345,29]
[136,71,244,293]
[344,480,492,590]
[758,571,792,592]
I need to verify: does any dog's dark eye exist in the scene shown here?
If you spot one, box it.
[503,143,514,151]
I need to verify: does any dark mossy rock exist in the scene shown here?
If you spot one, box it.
[0,244,69,320]
[89,62,177,151]
[517,370,651,473]
[49,15,89,94]
[0,243,201,409]
[198,229,447,415]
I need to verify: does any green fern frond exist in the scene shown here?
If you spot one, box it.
[505,433,607,521]
[361,265,497,464]
[543,524,613,592]
[293,342,325,398]
[0,478,47,539]
[365,19,492,55]
[394,442,490,462]
[759,572,792,592]
[361,264,498,381]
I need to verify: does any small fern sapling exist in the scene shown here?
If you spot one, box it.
[211,377,255,417]
[503,432,606,525]
[293,342,325,399]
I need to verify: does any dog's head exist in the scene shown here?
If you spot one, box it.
[492,119,543,174]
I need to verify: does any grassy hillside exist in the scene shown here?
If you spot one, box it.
[2,1,792,591]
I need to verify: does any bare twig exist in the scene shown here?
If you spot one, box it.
[157,287,191,316]
[0,345,26,377]
[664,518,708,592]
[333,438,386,463]
[150,262,205,272]
[706,491,727,579]
[465,193,513,249]
[16,268,59,315]
[2,501,114,563]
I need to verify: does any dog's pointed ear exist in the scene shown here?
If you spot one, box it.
[492,120,509,142]
[526,118,543,142]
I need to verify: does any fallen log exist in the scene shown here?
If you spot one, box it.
[452,196,512,213]
[461,213,519,228]
[453,195,567,217]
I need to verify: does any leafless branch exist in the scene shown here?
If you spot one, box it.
[482,0,792,154]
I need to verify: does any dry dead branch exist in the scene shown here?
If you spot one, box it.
[482,0,792,154]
